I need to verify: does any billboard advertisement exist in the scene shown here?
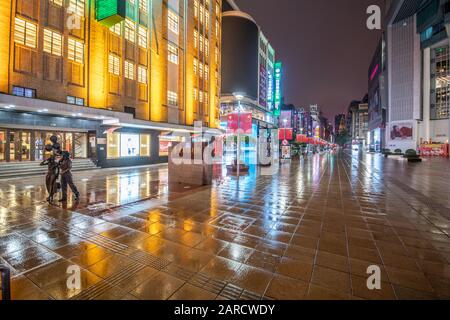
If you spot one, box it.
[390,122,413,141]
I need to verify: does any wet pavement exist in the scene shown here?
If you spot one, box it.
[0,152,449,300]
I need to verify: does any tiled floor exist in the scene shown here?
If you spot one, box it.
[0,152,449,300]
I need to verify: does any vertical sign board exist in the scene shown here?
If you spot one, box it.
[274,62,282,116]
[267,69,274,109]
[96,0,126,27]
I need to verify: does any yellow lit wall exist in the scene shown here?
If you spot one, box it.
[0,0,12,93]
[88,1,106,109]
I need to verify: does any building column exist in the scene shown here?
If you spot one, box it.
[422,47,431,143]
[446,23,450,145]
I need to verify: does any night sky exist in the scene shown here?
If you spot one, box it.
[235,0,385,121]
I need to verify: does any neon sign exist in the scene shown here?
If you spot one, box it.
[274,62,282,114]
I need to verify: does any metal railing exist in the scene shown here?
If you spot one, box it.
[0,265,11,301]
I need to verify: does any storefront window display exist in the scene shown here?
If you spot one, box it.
[0,130,5,161]
[107,132,151,159]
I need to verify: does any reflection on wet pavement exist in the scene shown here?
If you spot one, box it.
[0,154,449,300]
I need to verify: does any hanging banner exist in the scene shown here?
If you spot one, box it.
[227,113,253,134]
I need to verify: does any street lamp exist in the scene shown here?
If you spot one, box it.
[233,92,245,179]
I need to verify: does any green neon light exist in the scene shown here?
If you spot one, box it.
[274,62,282,113]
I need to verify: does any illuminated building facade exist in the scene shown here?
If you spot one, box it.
[0,0,222,167]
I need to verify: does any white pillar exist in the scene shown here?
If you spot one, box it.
[423,47,431,143]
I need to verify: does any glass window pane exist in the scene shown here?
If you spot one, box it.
[140,134,150,157]
[107,133,120,158]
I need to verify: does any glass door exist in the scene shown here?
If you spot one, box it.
[35,132,45,161]
[20,131,31,161]
[9,131,18,161]
[0,130,5,161]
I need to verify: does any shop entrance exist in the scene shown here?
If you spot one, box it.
[0,129,89,162]
[6,130,31,162]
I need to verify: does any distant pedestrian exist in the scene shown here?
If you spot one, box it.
[59,151,80,202]
[40,145,60,203]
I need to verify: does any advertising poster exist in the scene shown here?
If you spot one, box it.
[390,122,413,141]
[120,134,139,157]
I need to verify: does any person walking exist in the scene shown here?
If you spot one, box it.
[40,147,60,203]
[59,151,80,202]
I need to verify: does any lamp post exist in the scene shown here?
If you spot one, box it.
[233,93,244,179]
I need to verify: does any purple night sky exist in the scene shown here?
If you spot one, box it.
[235,0,385,120]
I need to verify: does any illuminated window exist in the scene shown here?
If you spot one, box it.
[205,11,209,30]
[124,60,135,80]
[215,46,219,64]
[215,20,219,38]
[140,134,150,157]
[204,92,208,105]
[138,26,147,48]
[139,0,148,13]
[199,35,203,52]
[205,41,209,57]
[216,1,220,17]
[43,29,62,56]
[125,19,136,43]
[199,6,204,25]
[194,88,198,100]
[205,67,208,81]
[194,0,199,18]
[68,38,84,64]
[138,65,147,84]
[194,29,198,49]
[168,10,179,34]
[199,63,203,78]
[107,133,120,159]
[108,54,120,75]
[14,18,37,49]
[168,43,178,64]
[199,90,203,103]
[50,0,63,6]
[167,90,178,106]
[110,23,121,36]
[194,58,198,75]
[68,0,85,17]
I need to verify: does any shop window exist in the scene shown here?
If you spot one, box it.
[140,134,150,157]
[121,133,140,157]
[107,133,120,158]
[0,130,5,161]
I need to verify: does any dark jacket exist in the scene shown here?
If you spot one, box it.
[59,157,73,175]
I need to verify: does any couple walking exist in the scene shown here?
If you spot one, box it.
[41,150,80,203]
